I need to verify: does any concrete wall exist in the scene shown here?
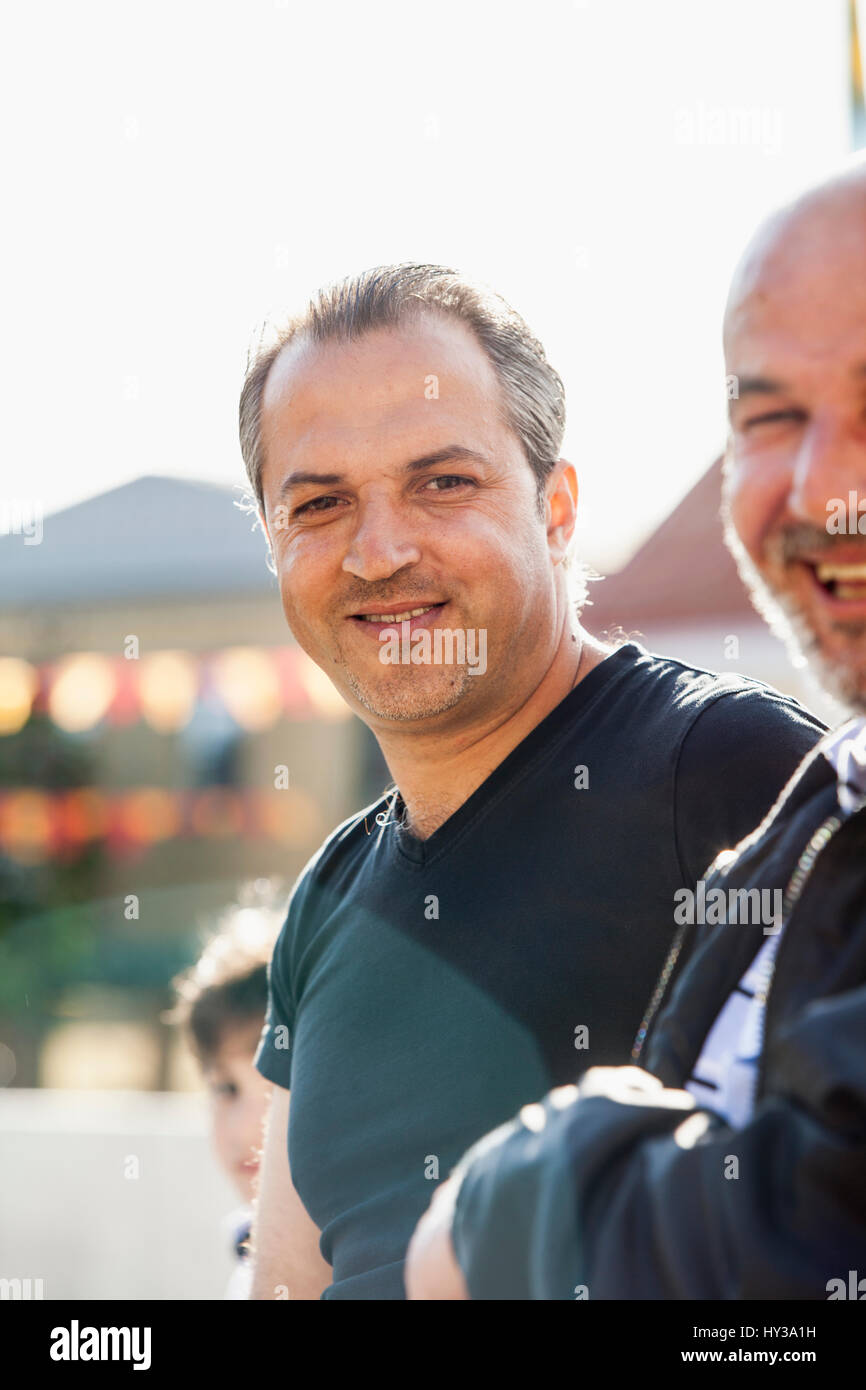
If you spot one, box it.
[0,1090,242,1300]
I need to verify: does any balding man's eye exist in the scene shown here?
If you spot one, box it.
[744,408,806,430]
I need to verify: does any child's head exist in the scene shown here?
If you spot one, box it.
[171,880,284,1204]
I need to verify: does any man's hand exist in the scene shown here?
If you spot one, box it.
[405,1176,470,1300]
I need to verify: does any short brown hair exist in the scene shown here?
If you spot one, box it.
[239,263,567,511]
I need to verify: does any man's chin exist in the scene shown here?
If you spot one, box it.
[342,667,474,723]
[733,554,866,714]
[804,639,866,714]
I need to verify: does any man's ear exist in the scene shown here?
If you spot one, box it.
[546,460,578,563]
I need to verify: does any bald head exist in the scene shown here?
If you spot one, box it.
[722,158,866,713]
[724,159,866,357]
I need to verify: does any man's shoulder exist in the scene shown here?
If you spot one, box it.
[620,642,825,735]
[274,792,395,959]
[708,728,842,875]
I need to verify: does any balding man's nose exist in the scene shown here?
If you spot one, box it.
[788,417,866,528]
[341,496,422,582]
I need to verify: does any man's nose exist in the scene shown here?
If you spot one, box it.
[342,496,422,581]
[787,417,866,529]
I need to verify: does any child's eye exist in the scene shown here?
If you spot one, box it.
[211,1080,238,1099]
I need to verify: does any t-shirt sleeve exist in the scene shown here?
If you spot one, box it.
[253,907,296,1091]
[674,687,826,885]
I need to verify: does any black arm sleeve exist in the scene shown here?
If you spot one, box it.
[450,983,866,1299]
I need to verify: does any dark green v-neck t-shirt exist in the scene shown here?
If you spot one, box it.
[254,642,824,1299]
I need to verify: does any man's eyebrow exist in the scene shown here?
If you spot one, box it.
[404,446,492,472]
[278,447,492,496]
[279,470,344,497]
[731,375,788,399]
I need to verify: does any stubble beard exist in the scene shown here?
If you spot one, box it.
[333,633,477,722]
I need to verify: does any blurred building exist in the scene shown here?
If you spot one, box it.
[0,476,386,1089]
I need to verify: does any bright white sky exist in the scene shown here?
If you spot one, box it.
[3,0,853,570]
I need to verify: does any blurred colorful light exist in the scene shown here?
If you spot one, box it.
[0,790,54,862]
[49,654,116,732]
[0,657,39,735]
[210,648,282,731]
[119,788,182,843]
[138,650,198,732]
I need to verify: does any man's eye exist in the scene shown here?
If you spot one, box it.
[422,475,475,493]
[743,409,806,430]
[294,495,341,516]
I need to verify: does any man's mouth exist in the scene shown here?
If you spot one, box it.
[347,601,448,637]
[357,604,440,623]
[808,560,866,603]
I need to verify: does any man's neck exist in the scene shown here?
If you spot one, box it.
[378,626,612,840]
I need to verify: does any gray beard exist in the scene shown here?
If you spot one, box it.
[723,515,866,715]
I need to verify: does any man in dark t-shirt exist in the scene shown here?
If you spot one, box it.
[239,264,825,1300]
[254,642,822,1298]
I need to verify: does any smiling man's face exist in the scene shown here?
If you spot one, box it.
[723,176,866,711]
[257,311,571,728]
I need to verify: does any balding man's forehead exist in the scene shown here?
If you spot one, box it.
[725,166,866,338]
[724,184,866,360]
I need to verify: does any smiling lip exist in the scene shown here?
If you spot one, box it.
[347,601,448,638]
[799,557,866,615]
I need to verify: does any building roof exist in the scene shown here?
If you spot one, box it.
[0,476,277,609]
[586,456,757,635]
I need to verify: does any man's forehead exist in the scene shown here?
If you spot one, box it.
[259,315,508,471]
[724,179,866,363]
[724,261,866,380]
[262,313,501,421]
[725,296,866,370]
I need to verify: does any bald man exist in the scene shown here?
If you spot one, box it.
[406,161,866,1300]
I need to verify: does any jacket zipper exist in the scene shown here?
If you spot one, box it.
[630,809,849,1068]
[751,810,844,1103]
[630,918,693,1062]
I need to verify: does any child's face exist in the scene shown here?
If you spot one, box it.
[203,1020,273,1204]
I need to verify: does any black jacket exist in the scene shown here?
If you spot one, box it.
[449,737,866,1299]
